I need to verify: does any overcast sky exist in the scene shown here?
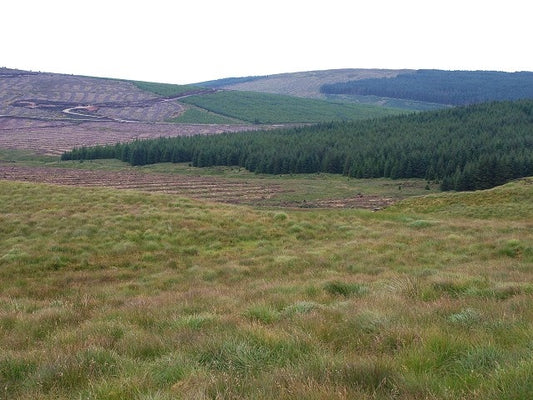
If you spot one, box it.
[2,0,531,84]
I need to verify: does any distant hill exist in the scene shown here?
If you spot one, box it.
[196,68,441,110]
[0,69,291,155]
[0,68,191,122]
[198,68,411,98]
[200,68,533,110]
[321,69,533,105]
[0,68,403,125]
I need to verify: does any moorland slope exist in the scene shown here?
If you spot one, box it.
[0,178,531,399]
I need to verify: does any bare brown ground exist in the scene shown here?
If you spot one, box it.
[0,164,395,209]
[0,117,271,155]
[311,196,395,209]
[0,164,281,204]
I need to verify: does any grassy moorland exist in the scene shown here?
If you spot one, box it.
[0,149,57,165]
[0,178,532,399]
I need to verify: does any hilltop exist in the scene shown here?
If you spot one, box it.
[0,68,401,155]
[200,68,533,110]
[0,68,263,155]
[198,68,410,98]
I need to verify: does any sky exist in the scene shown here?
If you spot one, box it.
[2,0,531,84]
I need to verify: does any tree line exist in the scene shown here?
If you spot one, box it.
[62,100,533,191]
[320,70,533,105]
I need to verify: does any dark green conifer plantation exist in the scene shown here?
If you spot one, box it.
[62,100,533,192]
[320,70,533,105]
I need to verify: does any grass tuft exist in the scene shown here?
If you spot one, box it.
[243,305,281,324]
[448,308,482,326]
[324,281,369,297]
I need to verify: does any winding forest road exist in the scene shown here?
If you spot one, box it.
[60,88,217,122]
[62,106,138,123]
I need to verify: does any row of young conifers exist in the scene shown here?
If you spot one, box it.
[62,99,533,191]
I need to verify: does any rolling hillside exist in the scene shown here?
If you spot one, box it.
[63,99,533,192]
[1,67,533,400]
[1,177,531,399]
[198,68,444,110]
[178,90,401,124]
[321,69,533,105]
[0,68,187,122]
[198,68,411,98]
[0,68,264,156]
[200,68,533,110]
[0,67,401,125]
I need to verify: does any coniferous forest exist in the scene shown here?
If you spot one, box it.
[62,100,533,191]
[320,70,533,105]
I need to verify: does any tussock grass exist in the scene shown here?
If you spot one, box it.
[389,178,533,220]
[0,179,532,399]
[323,281,369,297]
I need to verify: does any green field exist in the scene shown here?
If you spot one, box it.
[179,90,403,123]
[130,78,404,124]
[167,107,244,124]
[1,177,531,399]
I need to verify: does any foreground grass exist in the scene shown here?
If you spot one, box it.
[0,179,532,399]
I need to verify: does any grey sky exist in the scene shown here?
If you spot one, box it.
[2,0,530,84]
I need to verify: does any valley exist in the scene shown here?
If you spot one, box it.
[0,67,532,399]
